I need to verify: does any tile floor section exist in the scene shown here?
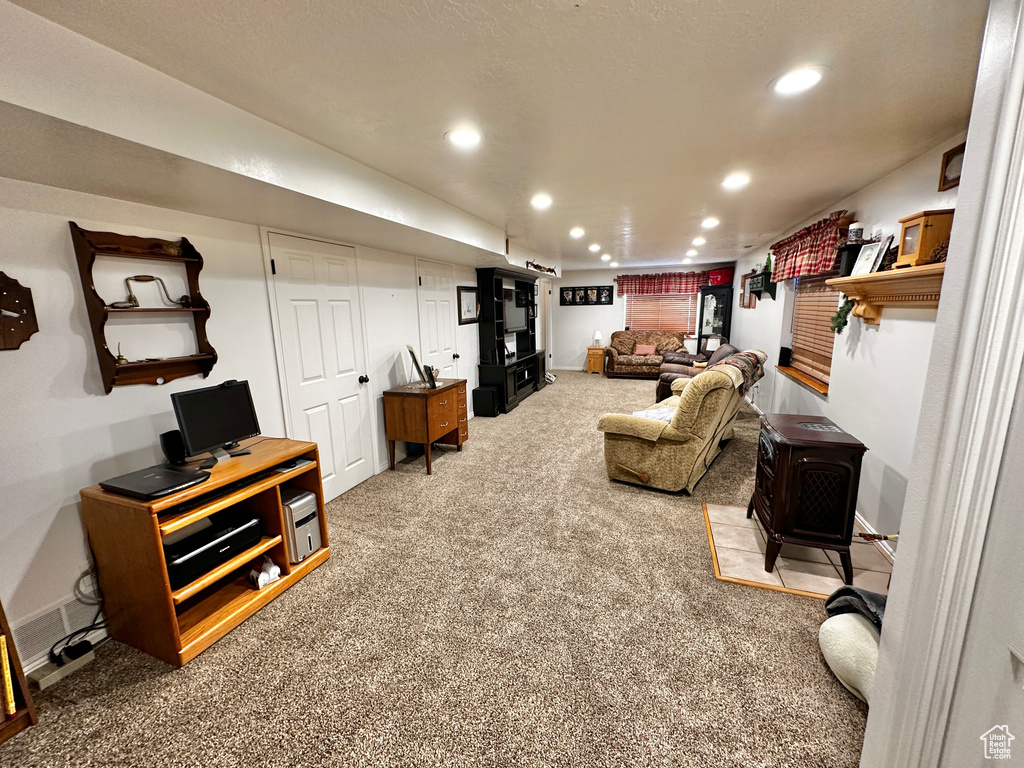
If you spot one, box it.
[705,503,893,598]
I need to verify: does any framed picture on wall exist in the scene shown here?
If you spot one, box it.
[560,288,573,305]
[574,288,585,305]
[939,142,966,192]
[586,288,598,304]
[457,286,479,325]
[598,287,613,305]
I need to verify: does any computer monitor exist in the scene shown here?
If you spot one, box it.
[171,380,261,463]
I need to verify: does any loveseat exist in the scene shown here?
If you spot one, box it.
[603,330,687,379]
[598,350,767,493]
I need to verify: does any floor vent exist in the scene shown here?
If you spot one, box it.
[11,592,106,671]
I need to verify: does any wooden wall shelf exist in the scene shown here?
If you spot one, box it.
[826,263,945,325]
[70,222,218,393]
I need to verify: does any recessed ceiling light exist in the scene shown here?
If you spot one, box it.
[721,171,751,190]
[609,262,618,267]
[600,254,611,261]
[701,217,720,229]
[773,67,824,96]
[444,129,482,149]
[570,227,585,238]
[686,249,698,257]
[683,258,693,265]
[692,237,706,246]
[531,193,552,210]
[588,244,600,252]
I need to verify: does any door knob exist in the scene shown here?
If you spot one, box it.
[358,375,369,384]
[453,353,460,360]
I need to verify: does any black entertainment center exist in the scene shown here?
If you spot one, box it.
[474,268,546,415]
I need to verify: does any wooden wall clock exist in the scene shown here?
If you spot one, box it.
[0,272,39,350]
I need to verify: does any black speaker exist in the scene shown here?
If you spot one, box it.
[778,346,793,367]
[160,429,187,465]
[472,387,500,418]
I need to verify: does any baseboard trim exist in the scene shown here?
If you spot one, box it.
[854,511,896,563]
[744,394,765,416]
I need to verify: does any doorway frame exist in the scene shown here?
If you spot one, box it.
[862,0,1024,763]
[258,226,380,473]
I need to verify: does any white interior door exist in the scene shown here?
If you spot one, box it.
[268,233,375,500]
[416,259,457,378]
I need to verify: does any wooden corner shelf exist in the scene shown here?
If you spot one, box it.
[826,262,946,325]
[69,222,218,393]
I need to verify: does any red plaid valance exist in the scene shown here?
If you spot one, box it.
[616,271,709,296]
[770,210,848,282]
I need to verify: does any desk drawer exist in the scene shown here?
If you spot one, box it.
[427,394,457,439]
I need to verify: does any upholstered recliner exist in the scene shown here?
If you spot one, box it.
[598,351,766,493]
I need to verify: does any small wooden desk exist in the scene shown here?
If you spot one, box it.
[383,379,468,474]
[80,436,329,666]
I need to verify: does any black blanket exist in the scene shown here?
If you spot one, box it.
[825,586,887,632]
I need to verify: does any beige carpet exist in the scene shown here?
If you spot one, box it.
[1,372,866,767]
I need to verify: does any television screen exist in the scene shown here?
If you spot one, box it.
[171,380,261,457]
[504,291,528,332]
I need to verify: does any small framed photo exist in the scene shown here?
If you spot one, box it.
[586,288,598,304]
[560,288,573,306]
[598,287,613,305]
[939,142,966,191]
[528,304,536,319]
[457,286,479,325]
[574,288,585,305]
[851,241,885,276]
[873,235,895,272]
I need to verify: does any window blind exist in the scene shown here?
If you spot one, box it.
[791,274,840,383]
[625,294,698,333]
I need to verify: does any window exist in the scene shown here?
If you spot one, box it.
[625,294,698,332]
[790,274,840,383]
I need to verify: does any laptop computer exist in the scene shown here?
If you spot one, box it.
[99,464,210,500]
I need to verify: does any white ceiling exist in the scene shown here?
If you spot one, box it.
[10,0,988,270]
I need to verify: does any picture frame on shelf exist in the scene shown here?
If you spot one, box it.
[872,235,895,272]
[457,286,479,325]
[939,142,966,192]
[851,241,886,276]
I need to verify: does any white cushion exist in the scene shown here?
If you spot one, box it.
[818,613,880,704]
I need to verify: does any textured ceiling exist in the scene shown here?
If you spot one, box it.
[11,0,988,269]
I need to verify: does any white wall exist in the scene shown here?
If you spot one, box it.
[730,133,964,535]
[549,265,733,370]
[0,176,477,631]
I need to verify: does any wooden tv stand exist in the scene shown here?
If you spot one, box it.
[80,437,329,666]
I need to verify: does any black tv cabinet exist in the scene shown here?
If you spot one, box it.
[476,268,543,415]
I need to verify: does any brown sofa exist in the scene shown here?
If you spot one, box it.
[655,342,739,401]
[603,330,687,379]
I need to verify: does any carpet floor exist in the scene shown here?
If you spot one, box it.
[1,372,866,767]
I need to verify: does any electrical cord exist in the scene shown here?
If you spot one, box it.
[49,543,108,666]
